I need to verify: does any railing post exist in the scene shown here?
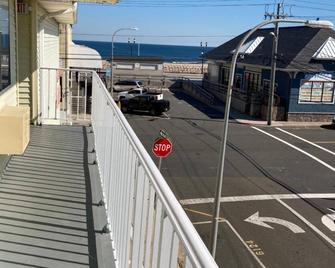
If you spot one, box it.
[77,72,80,120]
[66,69,71,123]
[84,72,88,120]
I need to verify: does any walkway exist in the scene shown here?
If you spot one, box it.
[0,126,97,268]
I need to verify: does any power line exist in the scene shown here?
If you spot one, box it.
[289,0,335,8]
[291,4,335,13]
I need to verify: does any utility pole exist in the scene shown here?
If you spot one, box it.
[267,3,282,125]
[132,38,136,57]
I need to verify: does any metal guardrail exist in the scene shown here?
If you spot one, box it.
[203,79,250,102]
[182,77,215,105]
[39,67,218,267]
[91,72,218,268]
[39,67,97,124]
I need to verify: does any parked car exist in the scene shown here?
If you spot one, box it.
[117,88,164,101]
[113,80,143,92]
[117,88,148,101]
[120,95,170,115]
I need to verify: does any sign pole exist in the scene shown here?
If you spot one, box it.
[158,157,162,171]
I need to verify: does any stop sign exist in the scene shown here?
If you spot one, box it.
[152,138,173,158]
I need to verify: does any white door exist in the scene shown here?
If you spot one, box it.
[39,15,60,124]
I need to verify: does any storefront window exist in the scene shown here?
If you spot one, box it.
[0,0,10,92]
[299,80,335,103]
[219,67,230,86]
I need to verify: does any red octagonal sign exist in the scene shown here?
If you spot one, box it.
[152,138,173,158]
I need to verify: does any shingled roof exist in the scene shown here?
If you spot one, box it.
[204,26,335,71]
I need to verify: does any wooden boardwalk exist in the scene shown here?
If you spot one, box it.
[0,126,97,268]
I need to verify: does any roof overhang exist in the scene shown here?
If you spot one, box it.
[312,37,335,60]
[38,1,119,24]
[38,1,78,24]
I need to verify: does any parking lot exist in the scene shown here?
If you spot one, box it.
[125,90,335,268]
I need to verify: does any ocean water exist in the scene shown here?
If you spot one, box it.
[74,40,213,62]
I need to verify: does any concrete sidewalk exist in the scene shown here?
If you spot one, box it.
[213,104,332,128]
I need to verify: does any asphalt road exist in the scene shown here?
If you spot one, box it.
[124,90,335,268]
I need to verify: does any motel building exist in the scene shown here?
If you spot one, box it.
[0,1,217,267]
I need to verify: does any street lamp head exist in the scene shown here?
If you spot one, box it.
[305,20,333,29]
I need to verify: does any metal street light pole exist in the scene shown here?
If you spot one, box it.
[111,27,138,95]
[209,18,333,258]
[200,42,207,74]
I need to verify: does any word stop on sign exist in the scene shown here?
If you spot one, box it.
[154,144,171,151]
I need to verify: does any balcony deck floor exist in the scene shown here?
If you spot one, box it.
[0,126,98,268]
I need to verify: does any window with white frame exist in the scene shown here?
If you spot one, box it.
[244,72,261,92]
[299,80,335,103]
[219,67,230,86]
[0,0,10,92]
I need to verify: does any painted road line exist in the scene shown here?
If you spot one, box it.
[179,193,335,205]
[276,127,335,156]
[223,220,267,268]
[244,211,305,233]
[321,208,335,232]
[189,218,267,266]
[192,220,225,225]
[184,207,224,220]
[252,126,335,172]
[276,198,335,248]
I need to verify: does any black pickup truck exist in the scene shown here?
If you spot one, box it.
[120,95,170,115]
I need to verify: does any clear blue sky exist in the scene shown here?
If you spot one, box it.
[73,0,335,47]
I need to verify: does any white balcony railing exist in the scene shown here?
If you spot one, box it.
[39,68,218,268]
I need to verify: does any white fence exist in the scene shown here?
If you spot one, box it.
[39,67,218,268]
[91,72,217,268]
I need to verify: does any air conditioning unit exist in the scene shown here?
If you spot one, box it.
[0,106,30,155]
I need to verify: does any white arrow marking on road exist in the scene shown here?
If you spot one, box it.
[321,208,335,232]
[245,211,305,234]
